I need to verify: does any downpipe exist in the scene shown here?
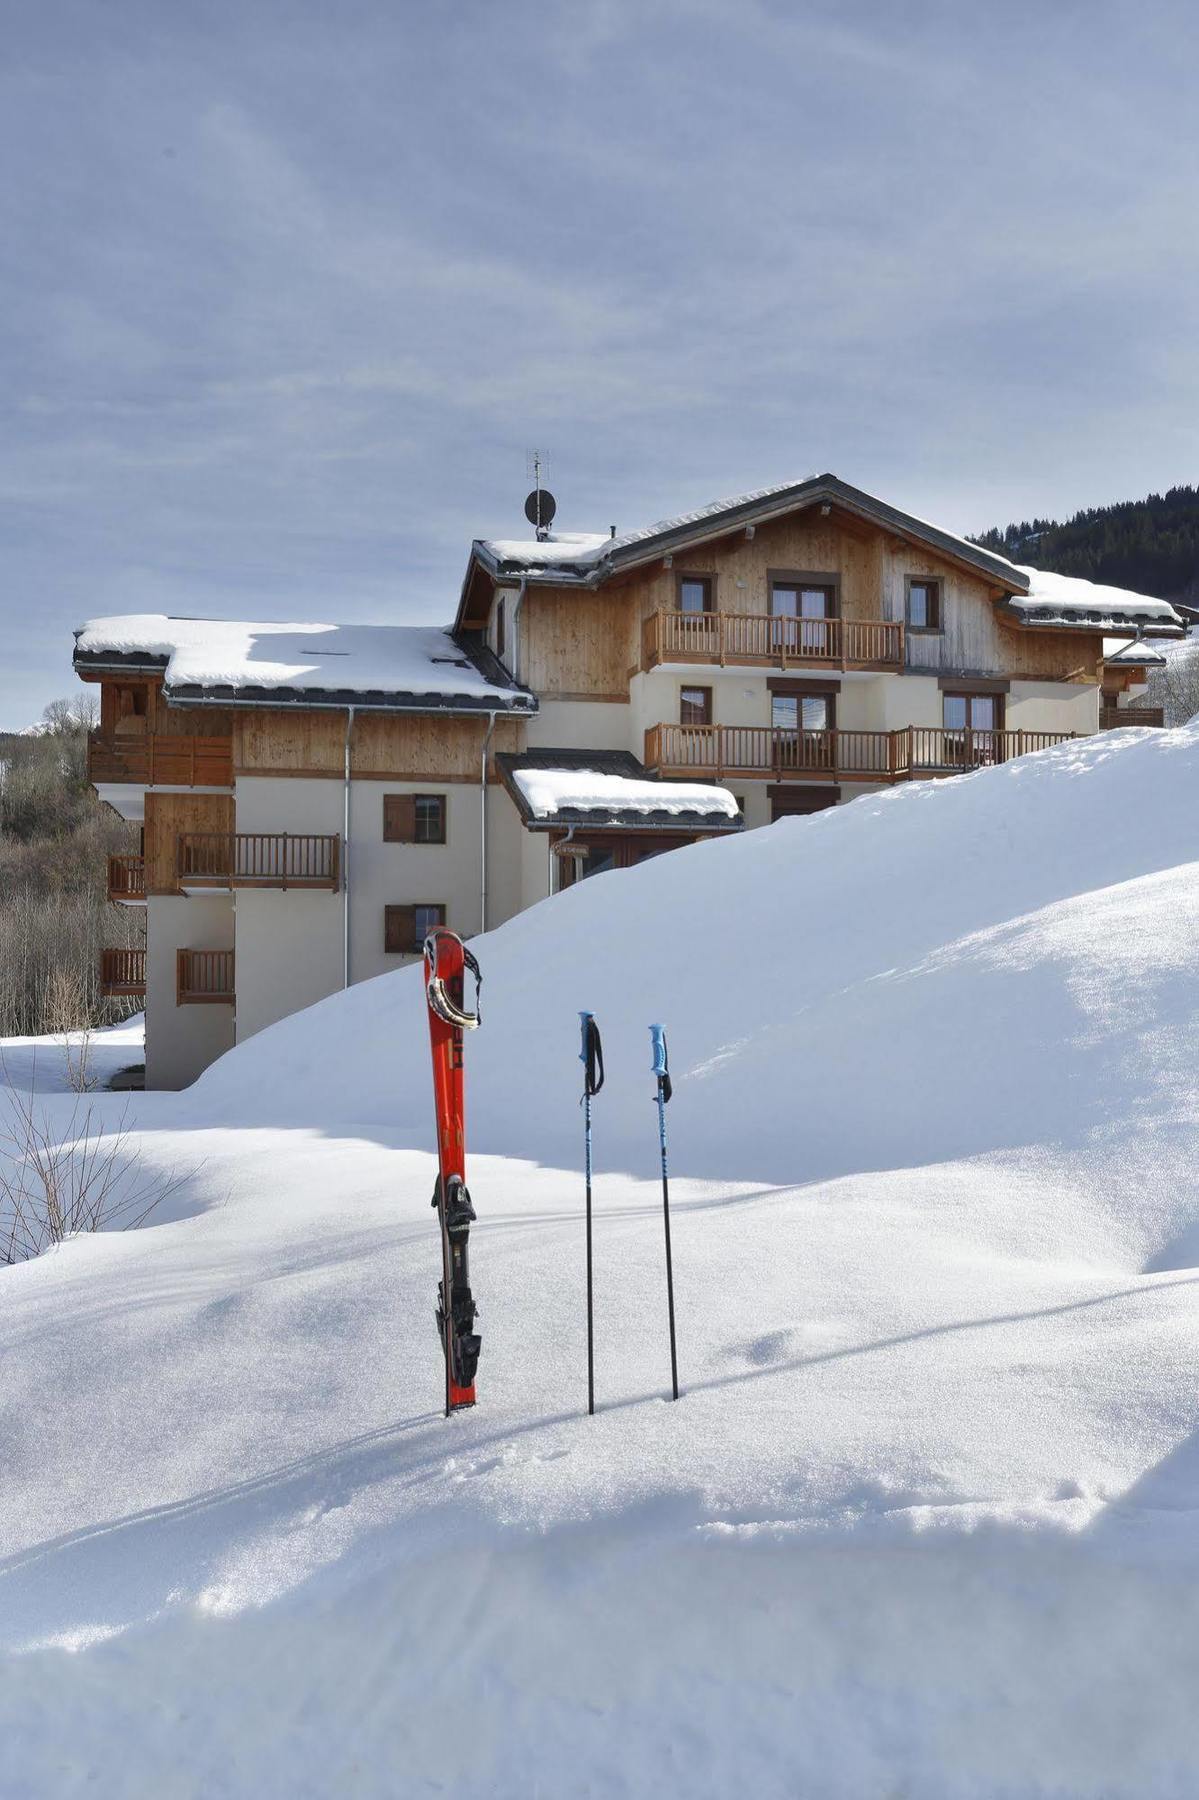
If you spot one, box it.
[343,705,355,988]
[480,711,497,934]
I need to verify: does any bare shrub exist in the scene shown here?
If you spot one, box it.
[0,1072,188,1264]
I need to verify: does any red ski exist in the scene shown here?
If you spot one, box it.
[423,928,483,1414]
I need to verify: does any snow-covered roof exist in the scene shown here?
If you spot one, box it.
[1006,568,1184,636]
[73,615,536,713]
[1104,637,1168,668]
[513,767,740,823]
[496,748,742,832]
[469,475,1028,595]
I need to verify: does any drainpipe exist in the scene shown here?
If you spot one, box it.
[510,576,528,684]
[343,705,355,988]
[480,711,497,933]
[550,823,579,897]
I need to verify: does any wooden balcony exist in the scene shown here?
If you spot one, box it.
[644,724,1075,783]
[99,947,146,997]
[642,610,904,672]
[177,948,235,1004]
[176,832,341,891]
[88,732,233,788]
[107,854,146,904]
[1100,705,1165,730]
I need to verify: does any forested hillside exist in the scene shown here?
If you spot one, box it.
[0,699,141,1037]
[971,485,1199,603]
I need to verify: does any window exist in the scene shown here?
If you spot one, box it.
[495,597,506,660]
[943,692,999,732]
[383,793,446,844]
[770,785,839,822]
[414,794,446,844]
[384,902,445,955]
[907,578,942,631]
[770,580,835,653]
[942,691,1002,766]
[680,685,712,726]
[677,575,713,614]
[771,693,832,732]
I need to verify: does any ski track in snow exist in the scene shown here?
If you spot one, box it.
[3,725,1199,1797]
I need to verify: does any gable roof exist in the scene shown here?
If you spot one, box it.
[462,475,1032,618]
[73,615,538,715]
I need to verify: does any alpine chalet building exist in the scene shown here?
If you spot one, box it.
[75,474,1185,1087]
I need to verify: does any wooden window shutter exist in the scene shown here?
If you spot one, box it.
[384,905,417,954]
[383,794,417,843]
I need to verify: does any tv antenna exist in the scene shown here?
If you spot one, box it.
[524,449,556,540]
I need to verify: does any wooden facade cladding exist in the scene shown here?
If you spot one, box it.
[231,710,526,781]
[144,792,235,895]
[503,508,1104,697]
[88,732,234,787]
[519,587,637,700]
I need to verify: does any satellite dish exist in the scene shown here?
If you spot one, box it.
[524,487,557,530]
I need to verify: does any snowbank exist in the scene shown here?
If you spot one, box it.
[3,725,1199,1796]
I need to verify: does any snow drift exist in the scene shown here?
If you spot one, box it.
[3,724,1199,1798]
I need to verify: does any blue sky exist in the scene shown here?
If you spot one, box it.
[2,0,1196,724]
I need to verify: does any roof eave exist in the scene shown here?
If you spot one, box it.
[161,683,538,715]
[996,600,1184,638]
[521,810,744,834]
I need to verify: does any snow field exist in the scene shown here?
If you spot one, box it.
[2,722,1199,1795]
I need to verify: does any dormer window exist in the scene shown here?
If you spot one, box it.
[495,597,506,661]
[906,577,942,632]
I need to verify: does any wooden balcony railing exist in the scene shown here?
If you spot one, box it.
[107,854,146,903]
[88,732,233,788]
[177,949,235,1004]
[99,947,146,997]
[176,832,341,891]
[1100,705,1165,730]
[642,610,904,671]
[644,724,1075,782]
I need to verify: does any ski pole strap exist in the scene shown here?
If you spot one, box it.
[579,1012,604,1097]
[649,1023,672,1104]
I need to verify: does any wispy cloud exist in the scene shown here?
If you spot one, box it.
[0,0,1197,721]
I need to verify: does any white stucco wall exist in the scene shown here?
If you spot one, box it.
[144,894,235,1090]
[527,699,632,753]
[234,887,344,1041]
[1007,681,1099,736]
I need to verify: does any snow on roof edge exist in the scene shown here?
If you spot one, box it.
[75,614,534,706]
[512,766,740,822]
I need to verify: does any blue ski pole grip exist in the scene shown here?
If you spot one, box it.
[649,1023,668,1079]
[580,1012,604,1097]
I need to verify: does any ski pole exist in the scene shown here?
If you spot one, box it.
[649,1024,679,1401]
[579,1012,604,1416]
